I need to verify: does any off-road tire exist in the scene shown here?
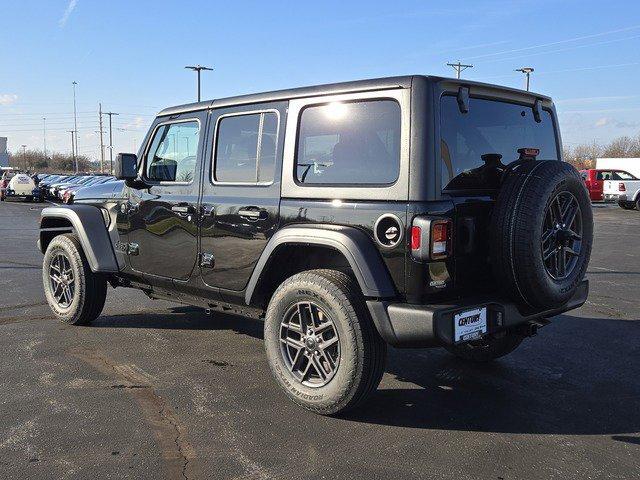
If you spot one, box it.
[445,332,524,362]
[264,269,386,415]
[490,160,593,309]
[42,233,107,325]
[619,202,636,210]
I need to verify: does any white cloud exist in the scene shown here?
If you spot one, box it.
[595,117,610,127]
[0,94,18,105]
[59,0,78,28]
[594,117,639,129]
[124,116,146,130]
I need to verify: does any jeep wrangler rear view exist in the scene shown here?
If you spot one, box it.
[39,75,592,414]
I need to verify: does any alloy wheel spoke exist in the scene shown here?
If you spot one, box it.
[281,337,305,350]
[319,335,339,350]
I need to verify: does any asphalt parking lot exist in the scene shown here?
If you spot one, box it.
[0,200,638,480]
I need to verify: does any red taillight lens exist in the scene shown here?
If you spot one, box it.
[619,182,626,192]
[410,226,421,250]
[431,220,452,259]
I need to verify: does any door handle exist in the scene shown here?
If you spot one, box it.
[171,204,195,214]
[238,207,268,220]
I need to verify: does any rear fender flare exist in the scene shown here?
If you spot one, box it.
[39,205,118,273]
[245,224,397,305]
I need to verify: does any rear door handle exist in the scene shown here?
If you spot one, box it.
[238,207,268,220]
[172,204,196,214]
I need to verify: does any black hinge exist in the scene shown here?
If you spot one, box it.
[200,252,215,268]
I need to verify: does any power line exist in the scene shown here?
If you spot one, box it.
[104,111,119,174]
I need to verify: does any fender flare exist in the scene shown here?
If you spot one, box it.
[245,224,396,305]
[39,205,118,273]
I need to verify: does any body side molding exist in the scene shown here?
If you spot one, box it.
[39,205,119,273]
[245,224,397,305]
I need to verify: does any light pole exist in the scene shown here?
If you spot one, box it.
[515,67,534,91]
[185,65,213,102]
[21,144,27,170]
[43,117,47,160]
[104,111,119,174]
[72,81,78,172]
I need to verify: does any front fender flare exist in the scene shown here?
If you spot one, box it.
[39,205,118,273]
[245,224,397,305]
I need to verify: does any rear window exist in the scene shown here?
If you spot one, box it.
[441,96,558,190]
[295,99,401,185]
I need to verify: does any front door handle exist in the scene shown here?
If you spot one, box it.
[172,204,196,215]
[238,207,268,220]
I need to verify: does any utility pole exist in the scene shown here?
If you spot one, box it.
[98,103,105,173]
[447,61,473,79]
[515,67,534,91]
[104,111,119,174]
[72,81,79,172]
[43,117,47,160]
[185,65,213,101]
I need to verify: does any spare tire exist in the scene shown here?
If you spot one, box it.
[490,160,593,309]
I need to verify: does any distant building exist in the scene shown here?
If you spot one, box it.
[0,137,8,167]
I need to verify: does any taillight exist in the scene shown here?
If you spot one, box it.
[411,217,453,261]
[431,220,452,259]
[619,182,626,192]
[410,226,421,250]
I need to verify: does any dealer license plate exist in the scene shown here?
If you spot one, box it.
[454,307,487,343]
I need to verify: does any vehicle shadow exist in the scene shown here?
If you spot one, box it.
[90,306,264,340]
[91,308,640,436]
[344,314,640,436]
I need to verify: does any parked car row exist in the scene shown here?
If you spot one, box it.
[580,167,640,210]
[36,173,116,204]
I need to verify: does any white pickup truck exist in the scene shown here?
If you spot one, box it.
[604,175,640,210]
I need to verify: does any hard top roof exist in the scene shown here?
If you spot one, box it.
[157,74,551,117]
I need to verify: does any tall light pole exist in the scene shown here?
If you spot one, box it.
[43,117,47,160]
[72,81,78,172]
[105,111,119,174]
[68,130,76,170]
[185,65,213,102]
[447,61,473,79]
[21,144,27,171]
[515,67,534,91]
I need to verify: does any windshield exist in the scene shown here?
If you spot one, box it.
[440,95,559,191]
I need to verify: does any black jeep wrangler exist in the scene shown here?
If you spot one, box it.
[39,75,592,415]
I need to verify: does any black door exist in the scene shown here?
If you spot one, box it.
[199,103,285,296]
[127,113,206,282]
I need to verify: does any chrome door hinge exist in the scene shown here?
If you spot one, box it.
[200,252,215,268]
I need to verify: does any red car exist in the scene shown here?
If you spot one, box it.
[579,169,638,201]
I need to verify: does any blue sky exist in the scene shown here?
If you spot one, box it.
[1,0,639,159]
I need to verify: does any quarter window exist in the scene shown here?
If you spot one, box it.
[295,100,401,185]
[214,112,278,183]
[145,121,200,182]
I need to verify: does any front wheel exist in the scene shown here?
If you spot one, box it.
[42,234,107,325]
[264,269,386,415]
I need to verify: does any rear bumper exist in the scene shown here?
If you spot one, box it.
[604,193,624,202]
[367,280,589,347]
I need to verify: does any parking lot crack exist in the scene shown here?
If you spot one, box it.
[68,347,196,479]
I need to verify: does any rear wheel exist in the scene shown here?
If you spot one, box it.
[43,234,107,325]
[264,269,386,415]
[445,332,524,362]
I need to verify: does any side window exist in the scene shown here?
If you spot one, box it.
[214,112,278,183]
[145,121,200,182]
[295,100,401,185]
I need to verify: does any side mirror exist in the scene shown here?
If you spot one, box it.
[114,153,138,180]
